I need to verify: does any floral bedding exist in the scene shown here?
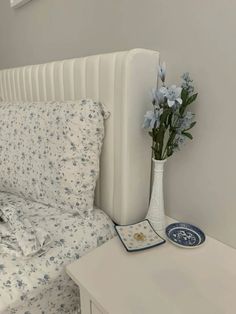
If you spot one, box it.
[0,99,109,215]
[0,203,51,258]
[0,192,115,314]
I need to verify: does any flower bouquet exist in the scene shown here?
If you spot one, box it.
[143,63,198,236]
[143,64,197,160]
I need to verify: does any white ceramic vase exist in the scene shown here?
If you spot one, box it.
[146,158,166,238]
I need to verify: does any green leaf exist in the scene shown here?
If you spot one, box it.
[184,121,197,132]
[160,108,171,124]
[183,132,193,140]
[189,121,197,128]
[186,93,198,105]
[181,89,188,104]
[179,104,186,116]
[167,112,173,128]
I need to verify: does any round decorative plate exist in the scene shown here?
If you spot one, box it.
[166,223,205,248]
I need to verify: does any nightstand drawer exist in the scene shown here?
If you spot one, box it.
[79,286,107,314]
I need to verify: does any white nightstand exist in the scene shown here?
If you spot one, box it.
[66,232,236,314]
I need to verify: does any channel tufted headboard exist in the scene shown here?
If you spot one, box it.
[0,49,159,225]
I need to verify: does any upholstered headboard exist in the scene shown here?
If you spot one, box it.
[0,49,159,225]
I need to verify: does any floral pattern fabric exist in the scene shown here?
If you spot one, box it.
[0,192,115,314]
[0,99,108,214]
[0,203,51,258]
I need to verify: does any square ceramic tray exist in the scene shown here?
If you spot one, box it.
[115,219,165,252]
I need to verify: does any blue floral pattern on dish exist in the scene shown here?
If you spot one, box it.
[166,223,205,248]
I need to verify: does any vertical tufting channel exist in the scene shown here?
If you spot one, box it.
[0,49,159,225]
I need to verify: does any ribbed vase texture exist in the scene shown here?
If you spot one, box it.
[146,158,166,237]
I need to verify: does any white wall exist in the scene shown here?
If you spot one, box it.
[0,0,236,247]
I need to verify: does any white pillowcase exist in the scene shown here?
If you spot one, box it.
[0,99,108,214]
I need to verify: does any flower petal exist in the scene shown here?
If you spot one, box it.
[158,62,166,82]
[159,86,167,96]
[167,100,175,107]
[175,87,182,97]
[176,98,183,104]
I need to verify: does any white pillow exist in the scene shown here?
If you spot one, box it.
[0,99,108,214]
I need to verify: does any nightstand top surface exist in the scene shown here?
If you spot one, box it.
[67,233,236,314]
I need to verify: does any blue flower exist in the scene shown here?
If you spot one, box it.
[173,134,186,151]
[181,72,194,93]
[152,88,165,105]
[158,62,166,83]
[182,82,194,93]
[159,85,182,107]
[181,72,192,82]
[177,111,195,133]
[143,110,160,129]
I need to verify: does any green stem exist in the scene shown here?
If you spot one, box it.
[153,126,165,160]
[162,130,176,159]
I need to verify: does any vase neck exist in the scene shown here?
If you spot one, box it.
[152,158,166,174]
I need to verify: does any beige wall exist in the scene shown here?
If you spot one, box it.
[0,0,236,247]
[0,0,122,68]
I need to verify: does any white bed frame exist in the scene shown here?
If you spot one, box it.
[0,49,159,225]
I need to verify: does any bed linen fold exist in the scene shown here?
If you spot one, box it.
[0,204,51,258]
[0,192,115,314]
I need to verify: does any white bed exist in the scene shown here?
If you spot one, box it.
[0,49,159,313]
[0,192,115,314]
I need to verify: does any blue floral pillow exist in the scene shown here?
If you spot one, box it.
[0,99,108,214]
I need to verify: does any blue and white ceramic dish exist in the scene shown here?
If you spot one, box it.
[115,220,165,252]
[166,223,205,248]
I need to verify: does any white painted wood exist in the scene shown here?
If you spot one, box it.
[80,287,92,314]
[0,49,159,226]
[91,303,103,314]
[79,286,107,314]
[10,0,32,8]
[67,223,236,314]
